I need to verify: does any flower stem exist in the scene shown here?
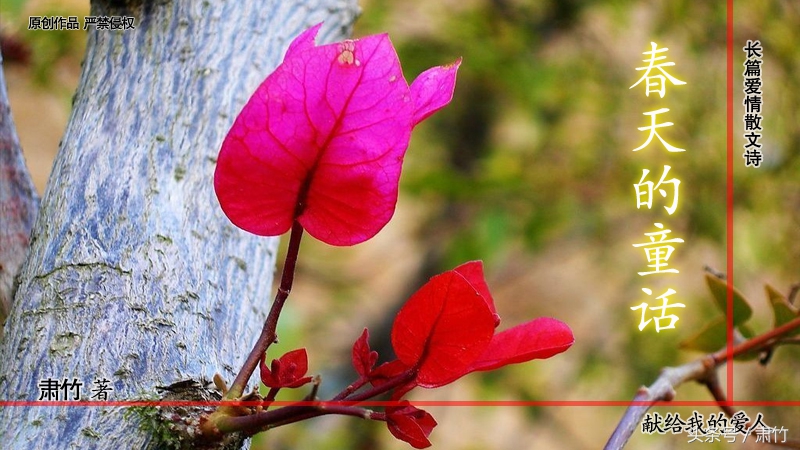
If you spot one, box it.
[345,369,416,402]
[214,403,373,436]
[332,377,369,401]
[226,221,305,400]
[206,368,415,438]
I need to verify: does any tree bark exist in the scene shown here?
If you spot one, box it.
[0,1,358,449]
[0,52,39,331]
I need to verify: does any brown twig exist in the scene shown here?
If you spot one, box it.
[698,369,736,418]
[604,316,800,450]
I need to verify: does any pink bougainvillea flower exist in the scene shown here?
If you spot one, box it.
[259,348,313,389]
[385,401,438,449]
[389,261,574,388]
[214,24,460,246]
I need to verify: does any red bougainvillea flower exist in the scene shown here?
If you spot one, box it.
[385,401,438,449]
[391,265,496,387]
[214,24,460,246]
[259,348,313,389]
[390,261,574,388]
[467,317,574,372]
[366,359,410,388]
[352,328,379,378]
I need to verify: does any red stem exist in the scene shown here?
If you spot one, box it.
[711,315,800,365]
[264,370,415,430]
[332,377,369,401]
[212,369,415,436]
[215,403,372,436]
[344,370,415,402]
[226,221,304,400]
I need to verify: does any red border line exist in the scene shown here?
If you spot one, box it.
[3,3,793,415]
[1,400,799,408]
[726,0,735,404]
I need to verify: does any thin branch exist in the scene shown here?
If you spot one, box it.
[259,403,375,432]
[605,316,800,450]
[303,375,321,401]
[332,377,369,401]
[213,402,372,436]
[774,337,800,346]
[264,387,280,405]
[603,359,710,450]
[226,221,304,400]
[344,370,415,402]
[698,369,736,418]
[710,316,800,364]
[201,367,414,441]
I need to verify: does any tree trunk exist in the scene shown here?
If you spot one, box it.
[0,1,358,449]
[0,53,39,332]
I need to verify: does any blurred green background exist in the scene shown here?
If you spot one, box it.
[2,0,798,449]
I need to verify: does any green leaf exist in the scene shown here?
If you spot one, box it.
[679,318,759,360]
[738,323,755,339]
[733,325,760,361]
[765,284,800,337]
[705,274,753,326]
[679,317,726,353]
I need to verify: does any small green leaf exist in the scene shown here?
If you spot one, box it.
[679,319,759,359]
[738,323,755,339]
[766,284,800,337]
[705,274,753,325]
[679,318,762,360]
[733,325,760,361]
[680,317,726,353]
